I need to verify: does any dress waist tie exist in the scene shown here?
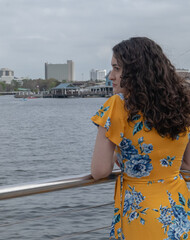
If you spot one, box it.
[110,173,125,239]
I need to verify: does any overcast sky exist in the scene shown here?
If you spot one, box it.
[0,0,190,80]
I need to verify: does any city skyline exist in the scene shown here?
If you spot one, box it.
[0,0,190,80]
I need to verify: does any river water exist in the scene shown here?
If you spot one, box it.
[0,95,116,240]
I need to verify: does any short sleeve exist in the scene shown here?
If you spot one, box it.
[91,94,127,146]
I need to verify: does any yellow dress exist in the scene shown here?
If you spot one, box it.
[91,93,190,240]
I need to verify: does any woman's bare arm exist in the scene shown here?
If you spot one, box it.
[181,140,190,170]
[91,126,116,180]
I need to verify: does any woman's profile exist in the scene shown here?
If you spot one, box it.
[91,37,190,239]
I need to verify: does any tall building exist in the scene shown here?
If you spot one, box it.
[0,68,14,84]
[90,69,106,81]
[105,71,112,86]
[90,69,97,81]
[45,60,74,82]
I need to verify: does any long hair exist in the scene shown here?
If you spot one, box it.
[113,37,190,139]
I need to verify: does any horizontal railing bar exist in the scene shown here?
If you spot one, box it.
[0,170,121,200]
[0,170,189,201]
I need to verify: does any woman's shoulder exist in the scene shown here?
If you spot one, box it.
[101,93,126,115]
[106,93,125,105]
[110,93,125,101]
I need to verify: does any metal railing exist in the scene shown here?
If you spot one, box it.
[0,170,120,200]
[0,170,189,200]
[0,171,120,239]
[0,170,189,239]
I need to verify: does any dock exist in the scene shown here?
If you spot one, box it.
[43,91,112,98]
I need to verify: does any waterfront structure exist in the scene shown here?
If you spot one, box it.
[89,70,113,96]
[90,69,106,81]
[14,88,31,98]
[89,84,113,96]
[49,83,80,97]
[0,68,14,84]
[45,60,74,82]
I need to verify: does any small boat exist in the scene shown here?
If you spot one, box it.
[27,96,37,99]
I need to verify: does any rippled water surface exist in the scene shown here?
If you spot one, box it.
[0,95,115,240]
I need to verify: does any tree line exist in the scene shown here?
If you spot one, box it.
[0,78,60,92]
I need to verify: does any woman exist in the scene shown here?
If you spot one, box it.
[91,37,190,239]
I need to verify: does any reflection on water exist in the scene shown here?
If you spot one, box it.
[0,95,115,240]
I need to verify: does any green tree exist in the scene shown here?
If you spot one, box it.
[0,82,6,91]
[11,80,20,91]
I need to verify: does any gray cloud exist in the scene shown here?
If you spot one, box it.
[0,0,190,80]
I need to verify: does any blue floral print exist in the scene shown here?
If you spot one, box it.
[131,115,152,135]
[144,120,152,130]
[109,219,115,238]
[123,185,148,224]
[92,95,190,240]
[104,117,111,131]
[125,154,153,178]
[110,208,121,238]
[110,208,125,240]
[153,192,190,239]
[116,152,124,172]
[133,121,143,135]
[119,138,138,160]
[95,105,110,118]
[132,114,141,121]
[119,136,153,178]
[160,156,176,167]
[158,179,165,183]
[138,137,153,154]
[138,137,144,144]
[141,143,153,153]
[153,206,173,233]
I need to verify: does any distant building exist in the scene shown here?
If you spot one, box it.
[0,68,14,84]
[50,83,80,97]
[45,60,74,82]
[105,71,112,86]
[89,84,113,96]
[176,69,190,84]
[90,69,97,81]
[90,69,106,81]
[13,77,28,86]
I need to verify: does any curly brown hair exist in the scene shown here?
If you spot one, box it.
[113,37,190,139]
